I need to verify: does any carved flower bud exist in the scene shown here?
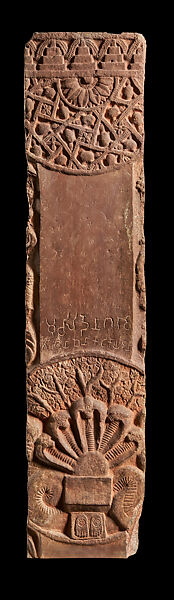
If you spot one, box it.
[26,433,34,462]
[83,395,94,419]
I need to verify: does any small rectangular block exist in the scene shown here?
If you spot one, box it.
[64,476,113,512]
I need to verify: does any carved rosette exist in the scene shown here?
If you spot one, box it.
[25,33,145,176]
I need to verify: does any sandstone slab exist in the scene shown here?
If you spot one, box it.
[25,31,146,558]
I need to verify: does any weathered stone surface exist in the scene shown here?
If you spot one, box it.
[25,31,146,558]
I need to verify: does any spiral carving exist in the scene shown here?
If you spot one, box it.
[35,486,57,516]
[28,470,64,527]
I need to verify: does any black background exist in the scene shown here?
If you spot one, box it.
[8,23,155,569]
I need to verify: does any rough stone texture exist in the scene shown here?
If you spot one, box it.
[25,31,146,558]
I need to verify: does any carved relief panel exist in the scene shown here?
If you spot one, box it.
[25,31,146,558]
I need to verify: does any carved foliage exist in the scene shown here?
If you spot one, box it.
[27,357,145,417]
[27,357,145,544]
[26,173,38,367]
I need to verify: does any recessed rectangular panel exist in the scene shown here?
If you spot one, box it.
[39,166,133,362]
[64,476,112,510]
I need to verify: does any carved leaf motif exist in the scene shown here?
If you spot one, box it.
[95,84,110,96]
[26,322,37,367]
[66,40,80,60]
[85,39,98,57]
[98,40,111,60]
[88,89,99,104]
[66,86,80,101]
[78,89,88,107]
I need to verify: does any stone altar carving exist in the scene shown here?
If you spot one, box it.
[25,31,146,558]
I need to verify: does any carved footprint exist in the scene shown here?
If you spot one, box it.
[75,514,88,538]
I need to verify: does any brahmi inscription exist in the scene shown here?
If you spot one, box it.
[25,31,146,559]
[43,312,132,352]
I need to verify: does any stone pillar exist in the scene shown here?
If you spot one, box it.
[25,31,146,559]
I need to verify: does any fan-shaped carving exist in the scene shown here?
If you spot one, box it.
[32,376,144,475]
[28,359,145,475]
